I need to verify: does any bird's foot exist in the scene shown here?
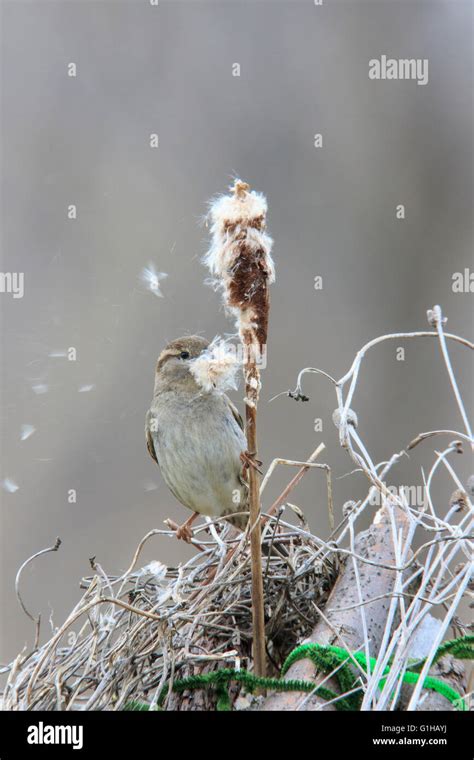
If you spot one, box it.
[240,450,263,475]
[164,514,198,544]
[176,522,193,543]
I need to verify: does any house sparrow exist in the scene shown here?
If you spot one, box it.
[145,336,249,541]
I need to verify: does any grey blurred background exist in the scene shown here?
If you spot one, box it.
[1,0,472,665]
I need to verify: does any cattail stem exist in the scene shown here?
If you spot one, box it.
[245,373,266,681]
[204,178,275,682]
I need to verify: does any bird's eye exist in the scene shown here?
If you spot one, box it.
[179,350,190,360]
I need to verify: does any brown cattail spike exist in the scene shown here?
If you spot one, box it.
[203,179,275,683]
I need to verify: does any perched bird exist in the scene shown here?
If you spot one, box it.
[145,336,249,541]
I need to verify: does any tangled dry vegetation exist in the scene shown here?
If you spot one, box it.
[2,518,338,711]
[1,304,473,711]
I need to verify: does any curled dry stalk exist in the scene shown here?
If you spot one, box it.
[263,304,473,711]
[14,537,62,650]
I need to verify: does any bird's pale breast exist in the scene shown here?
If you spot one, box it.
[148,391,248,523]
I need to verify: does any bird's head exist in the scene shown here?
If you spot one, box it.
[154,335,210,392]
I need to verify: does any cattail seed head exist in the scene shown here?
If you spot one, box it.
[204,179,275,352]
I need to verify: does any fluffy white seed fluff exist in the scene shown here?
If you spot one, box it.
[20,424,36,441]
[203,181,275,286]
[189,337,241,394]
[140,264,168,298]
[2,478,19,493]
[139,560,167,581]
[78,384,95,393]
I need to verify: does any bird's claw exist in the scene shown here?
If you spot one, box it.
[176,524,193,543]
[164,518,193,543]
[240,450,263,475]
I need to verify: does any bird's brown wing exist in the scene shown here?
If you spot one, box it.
[226,396,245,433]
[225,396,249,488]
[145,410,159,465]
